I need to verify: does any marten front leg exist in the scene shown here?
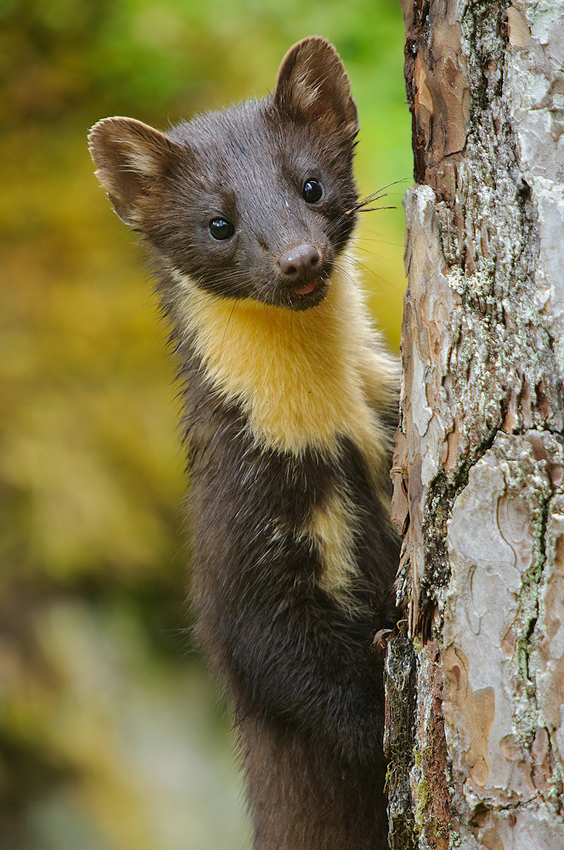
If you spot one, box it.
[204,587,388,765]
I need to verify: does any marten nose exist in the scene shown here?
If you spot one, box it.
[278,244,321,280]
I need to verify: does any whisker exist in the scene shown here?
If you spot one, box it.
[354,238,405,249]
[218,297,242,362]
[353,205,396,215]
[343,179,409,217]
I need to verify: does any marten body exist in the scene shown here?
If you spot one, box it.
[89,37,400,850]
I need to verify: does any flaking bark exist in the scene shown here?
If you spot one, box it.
[386,1,564,846]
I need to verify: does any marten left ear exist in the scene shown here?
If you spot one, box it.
[273,37,358,140]
[88,117,185,226]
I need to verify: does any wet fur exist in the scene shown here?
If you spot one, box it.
[89,37,400,850]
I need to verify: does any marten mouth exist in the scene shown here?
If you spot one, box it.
[295,279,317,296]
[286,278,329,310]
[251,273,331,311]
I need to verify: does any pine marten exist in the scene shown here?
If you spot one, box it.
[89,37,400,850]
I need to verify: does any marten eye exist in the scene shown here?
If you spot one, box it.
[209,218,235,240]
[302,179,323,203]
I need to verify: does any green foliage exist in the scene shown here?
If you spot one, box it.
[0,2,411,848]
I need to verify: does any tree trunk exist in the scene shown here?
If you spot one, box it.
[386,1,564,847]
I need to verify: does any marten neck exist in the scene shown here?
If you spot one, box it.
[170,253,389,467]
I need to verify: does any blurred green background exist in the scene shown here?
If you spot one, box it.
[0,1,411,848]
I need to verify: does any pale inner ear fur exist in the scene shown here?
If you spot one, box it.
[273,36,358,138]
[88,117,181,225]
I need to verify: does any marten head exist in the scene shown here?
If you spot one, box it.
[88,37,359,311]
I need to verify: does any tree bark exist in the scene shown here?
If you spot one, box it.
[386,1,564,847]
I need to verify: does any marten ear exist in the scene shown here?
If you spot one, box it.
[273,37,358,140]
[88,117,183,226]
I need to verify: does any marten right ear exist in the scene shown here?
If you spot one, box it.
[273,37,358,141]
[88,117,183,226]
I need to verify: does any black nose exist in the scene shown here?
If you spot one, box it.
[278,244,321,280]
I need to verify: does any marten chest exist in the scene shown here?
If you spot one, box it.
[174,267,395,610]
